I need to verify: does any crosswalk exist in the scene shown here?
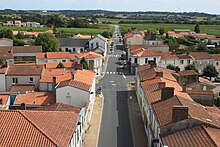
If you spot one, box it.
[102,71,123,75]
[109,54,121,57]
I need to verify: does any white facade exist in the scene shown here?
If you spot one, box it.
[159,58,179,68]
[130,56,161,66]
[143,40,162,45]
[0,73,6,91]
[0,39,13,46]
[36,58,71,63]
[89,35,108,51]
[39,82,53,91]
[177,58,194,71]
[125,34,143,46]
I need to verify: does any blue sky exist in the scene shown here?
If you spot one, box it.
[0,0,220,14]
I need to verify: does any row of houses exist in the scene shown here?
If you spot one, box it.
[0,35,109,146]
[128,44,220,75]
[135,64,220,147]
[3,20,43,28]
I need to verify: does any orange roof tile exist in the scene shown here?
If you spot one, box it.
[189,52,211,59]
[14,92,55,106]
[0,94,9,106]
[36,52,76,60]
[7,64,44,76]
[57,69,95,91]
[0,110,79,146]
[75,51,102,59]
[9,84,35,93]
[160,52,177,59]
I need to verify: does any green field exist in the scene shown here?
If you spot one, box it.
[0,24,112,35]
[120,24,220,37]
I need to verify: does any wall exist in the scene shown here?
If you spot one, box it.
[159,58,178,68]
[6,75,40,91]
[126,35,143,45]
[39,82,53,91]
[0,74,6,91]
[56,86,90,108]
[143,40,162,45]
[194,59,214,74]
[213,60,220,72]
[178,58,193,71]
[61,46,85,53]
[0,40,13,46]
[188,93,214,106]
[89,37,107,50]
[131,56,161,66]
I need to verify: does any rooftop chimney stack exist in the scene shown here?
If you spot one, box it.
[158,82,166,89]
[172,105,189,123]
[182,82,187,92]
[150,62,157,68]
[21,103,26,110]
[156,71,163,78]
[0,98,2,105]
[52,76,56,96]
[161,87,174,100]
[71,70,75,80]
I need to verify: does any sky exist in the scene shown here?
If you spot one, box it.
[0,0,220,14]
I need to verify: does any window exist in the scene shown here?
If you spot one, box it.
[80,48,84,52]
[29,77,33,83]
[62,60,66,62]
[12,78,18,84]
[96,42,99,47]
[187,59,191,64]
[180,60,184,64]
[91,43,94,49]
[134,58,138,64]
[65,48,68,52]
[145,58,148,64]
[72,48,76,52]
[153,57,156,63]
[216,62,219,66]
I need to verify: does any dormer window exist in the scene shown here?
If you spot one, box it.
[12,78,18,84]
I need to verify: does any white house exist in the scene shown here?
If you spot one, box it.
[75,52,103,76]
[176,53,194,71]
[59,38,89,53]
[89,34,108,56]
[159,52,178,68]
[0,38,13,46]
[56,69,96,129]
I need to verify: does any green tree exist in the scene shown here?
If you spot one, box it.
[35,33,60,52]
[203,64,218,80]
[15,31,25,39]
[168,40,180,51]
[0,29,13,39]
[197,43,207,51]
[166,64,180,72]
[159,28,165,35]
[80,57,89,69]
[101,31,112,38]
[194,24,200,33]
[184,64,197,72]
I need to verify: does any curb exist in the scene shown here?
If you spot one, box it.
[96,94,104,147]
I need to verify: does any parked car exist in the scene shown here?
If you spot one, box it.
[215,76,220,82]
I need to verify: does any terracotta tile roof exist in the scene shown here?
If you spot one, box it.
[124,32,134,39]
[189,52,212,59]
[136,64,151,72]
[187,90,214,95]
[0,94,9,106]
[160,52,177,59]
[57,69,95,91]
[40,69,72,83]
[131,48,161,57]
[44,62,75,69]
[36,52,76,60]
[0,110,79,146]
[0,38,13,41]
[161,125,218,147]
[12,46,42,53]
[204,126,220,146]
[9,84,35,93]
[129,44,168,51]
[176,70,198,76]
[7,64,44,76]
[152,95,220,127]
[141,78,162,88]
[211,54,220,60]
[0,47,13,59]
[38,103,81,114]
[75,51,102,59]
[0,68,7,74]
[14,92,55,106]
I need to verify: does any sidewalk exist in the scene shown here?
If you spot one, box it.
[84,95,104,147]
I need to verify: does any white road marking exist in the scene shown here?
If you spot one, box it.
[110,81,114,83]
[106,72,109,74]
[110,72,112,74]
[112,84,116,86]
[122,73,126,79]
[113,72,115,74]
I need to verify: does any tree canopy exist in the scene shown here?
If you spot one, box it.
[194,24,200,33]
[166,64,180,72]
[0,29,13,39]
[80,57,89,69]
[203,64,218,80]
[184,64,197,72]
[35,33,60,52]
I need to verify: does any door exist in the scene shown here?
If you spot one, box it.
[66,96,71,105]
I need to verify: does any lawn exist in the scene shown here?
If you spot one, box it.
[120,24,220,37]
[0,24,112,35]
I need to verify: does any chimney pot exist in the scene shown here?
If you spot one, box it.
[150,62,157,68]
[158,82,166,89]
[161,87,174,100]
[156,72,163,77]
[172,105,188,123]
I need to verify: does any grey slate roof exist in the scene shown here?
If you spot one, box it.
[59,38,89,47]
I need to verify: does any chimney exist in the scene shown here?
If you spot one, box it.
[71,70,74,80]
[182,82,186,92]
[0,98,2,105]
[21,103,26,110]
[161,87,174,100]
[172,105,189,123]
[156,72,163,77]
[52,76,56,95]
[150,62,157,68]
[158,82,166,89]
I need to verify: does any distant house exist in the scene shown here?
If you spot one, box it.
[59,38,89,53]
[89,34,108,56]
[189,52,214,74]
[75,51,103,76]
[159,52,178,68]
[210,54,220,72]
[36,52,75,63]
[176,53,193,71]
[0,38,13,46]
[0,110,82,147]
[5,64,44,91]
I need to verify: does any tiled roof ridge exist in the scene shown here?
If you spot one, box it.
[18,111,59,146]
[202,125,219,147]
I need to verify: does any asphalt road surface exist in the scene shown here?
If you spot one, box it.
[97,26,135,147]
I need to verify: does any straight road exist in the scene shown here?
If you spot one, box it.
[97,26,134,147]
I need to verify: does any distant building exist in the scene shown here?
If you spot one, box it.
[0,38,13,46]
